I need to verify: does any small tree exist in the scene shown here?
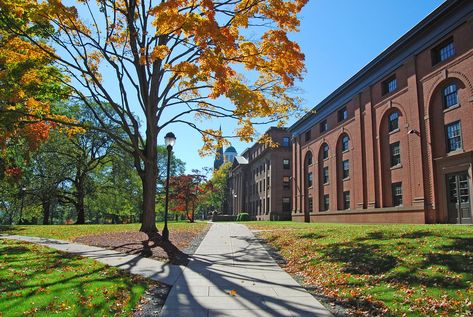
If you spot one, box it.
[169,172,206,222]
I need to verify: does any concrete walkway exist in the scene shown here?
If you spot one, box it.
[0,234,184,286]
[162,223,332,317]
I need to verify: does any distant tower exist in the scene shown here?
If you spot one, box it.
[224,146,237,164]
[214,126,224,170]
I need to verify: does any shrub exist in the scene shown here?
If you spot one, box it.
[237,212,250,221]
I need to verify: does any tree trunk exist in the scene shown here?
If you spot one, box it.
[76,180,85,224]
[42,198,50,225]
[139,161,158,233]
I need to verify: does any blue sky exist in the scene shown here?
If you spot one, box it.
[166,0,446,172]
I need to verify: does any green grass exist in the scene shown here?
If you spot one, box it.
[245,222,473,316]
[0,239,148,316]
[0,221,208,241]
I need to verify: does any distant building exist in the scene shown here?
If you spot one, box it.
[213,144,224,170]
[224,146,237,165]
[290,0,473,224]
[227,127,292,220]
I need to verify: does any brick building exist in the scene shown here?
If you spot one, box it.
[290,0,473,224]
[227,127,292,220]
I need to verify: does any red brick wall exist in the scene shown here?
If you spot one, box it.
[292,16,473,224]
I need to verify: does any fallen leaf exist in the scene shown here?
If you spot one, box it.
[227,290,237,296]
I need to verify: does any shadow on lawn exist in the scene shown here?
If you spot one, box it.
[0,240,143,316]
[323,242,398,275]
[0,225,24,234]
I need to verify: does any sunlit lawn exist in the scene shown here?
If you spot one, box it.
[246,221,473,316]
[0,221,208,241]
[0,239,148,317]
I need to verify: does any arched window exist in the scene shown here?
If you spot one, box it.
[388,111,399,132]
[443,83,458,109]
[341,135,350,152]
[322,144,329,160]
[306,152,313,166]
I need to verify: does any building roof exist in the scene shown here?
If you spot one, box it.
[224,146,237,153]
[234,156,248,165]
[290,0,472,136]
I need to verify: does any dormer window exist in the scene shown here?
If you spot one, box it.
[320,120,328,133]
[382,75,397,95]
[305,130,311,141]
[338,107,348,122]
[432,38,455,65]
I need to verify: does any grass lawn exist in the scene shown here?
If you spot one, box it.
[0,221,208,241]
[0,239,149,317]
[246,222,473,316]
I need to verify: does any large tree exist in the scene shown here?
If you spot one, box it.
[0,0,306,233]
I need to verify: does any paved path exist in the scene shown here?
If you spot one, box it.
[162,223,332,317]
[0,234,184,286]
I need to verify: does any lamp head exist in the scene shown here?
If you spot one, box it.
[164,132,176,147]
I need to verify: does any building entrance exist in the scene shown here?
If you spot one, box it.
[446,172,472,224]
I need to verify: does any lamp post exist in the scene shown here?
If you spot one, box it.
[162,132,176,241]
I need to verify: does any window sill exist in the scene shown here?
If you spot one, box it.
[389,128,400,135]
[390,164,402,170]
[343,177,351,181]
[382,89,398,98]
[443,103,460,113]
[447,149,464,156]
[432,56,454,69]
[323,157,329,162]
[323,182,330,186]
[342,149,350,154]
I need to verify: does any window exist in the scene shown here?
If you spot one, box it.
[267,176,270,189]
[283,176,290,190]
[392,182,403,207]
[307,172,313,187]
[283,159,290,170]
[343,191,350,210]
[323,166,329,184]
[323,194,330,211]
[390,142,401,167]
[382,75,397,95]
[282,197,291,212]
[282,137,290,147]
[305,130,311,141]
[266,197,270,214]
[322,144,329,160]
[308,197,313,212]
[342,160,350,179]
[432,38,455,65]
[306,152,313,166]
[446,121,462,152]
[320,120,328,133]
[388,111,399,132]
[338,107,348,122]
[341,135,350,152]
[443,84,458,109]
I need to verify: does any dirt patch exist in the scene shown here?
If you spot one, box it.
[74,225,210,266]
[133,282,171,317]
